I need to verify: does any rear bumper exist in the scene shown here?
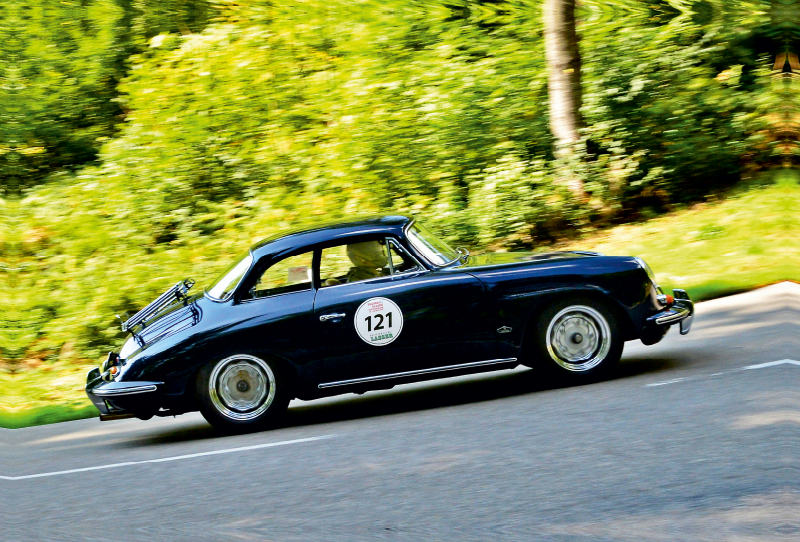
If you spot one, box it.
[85,367,163,420]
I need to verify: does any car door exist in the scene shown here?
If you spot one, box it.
[309,237,496,388]
[227,250,318,365]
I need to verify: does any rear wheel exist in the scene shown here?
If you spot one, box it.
[530,297,623,382]
[196,354,290,432]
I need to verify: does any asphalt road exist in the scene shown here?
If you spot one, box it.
[2,283,798,541]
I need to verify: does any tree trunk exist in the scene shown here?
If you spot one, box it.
[543,0,585,197]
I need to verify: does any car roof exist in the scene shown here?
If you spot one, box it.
[250,215,413,260]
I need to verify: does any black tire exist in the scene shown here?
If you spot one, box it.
[196,354,291,433]
[528,296,624,383]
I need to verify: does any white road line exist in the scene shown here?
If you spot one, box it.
[741,359,800,370]
[646,359,800,388]
[0,434,335,481]
[645,378,685,387]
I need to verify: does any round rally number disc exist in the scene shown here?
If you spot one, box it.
[354,297,403,346]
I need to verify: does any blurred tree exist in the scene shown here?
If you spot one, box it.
[543,0,584,197]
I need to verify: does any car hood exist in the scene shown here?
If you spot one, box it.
[459,250,602,269]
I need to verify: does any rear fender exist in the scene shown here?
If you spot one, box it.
[181,349,302,406]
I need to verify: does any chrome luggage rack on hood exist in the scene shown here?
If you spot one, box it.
[120,279,195,332]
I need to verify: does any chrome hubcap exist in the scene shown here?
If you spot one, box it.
[546,305,611,372]
[209,355,276,421]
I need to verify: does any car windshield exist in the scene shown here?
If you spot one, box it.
[406,222,459,266]
[206,252,253,300]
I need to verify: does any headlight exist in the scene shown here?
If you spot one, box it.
[634,257,659,287]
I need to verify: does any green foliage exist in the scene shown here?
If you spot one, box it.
[1,0,123,192]
[0,0,211,193]
[1,0,797,422]
[95,2,558,242]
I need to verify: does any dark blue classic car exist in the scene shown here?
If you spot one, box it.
[86,216,693,431]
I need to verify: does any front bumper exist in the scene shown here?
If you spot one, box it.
[647,288,694,335]
[639,289,694,345]
[86,367,163,421]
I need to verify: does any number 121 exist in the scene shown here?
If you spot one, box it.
[365,312,392,332]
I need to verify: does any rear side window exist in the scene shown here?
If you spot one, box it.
[244,252,313,300]
[207,253,253,300]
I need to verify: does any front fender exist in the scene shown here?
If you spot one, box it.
[495,285,643,358]
[466,256,655,359]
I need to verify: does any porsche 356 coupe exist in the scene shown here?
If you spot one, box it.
[86,216,693,431]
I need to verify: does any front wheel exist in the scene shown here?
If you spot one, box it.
[530,298,624,382]
[196,354,290,432]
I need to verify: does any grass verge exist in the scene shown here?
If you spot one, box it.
[561,169,799,300]
[0,366,101,429]
[0,405,98,430]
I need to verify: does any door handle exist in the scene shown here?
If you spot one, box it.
[320,313,346,322]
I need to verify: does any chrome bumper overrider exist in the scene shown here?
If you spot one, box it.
[647,288,694,335]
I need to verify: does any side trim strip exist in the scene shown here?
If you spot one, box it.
[318,358,518,389]
[94,385,159,397]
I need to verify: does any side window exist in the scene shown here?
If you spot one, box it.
[320,240,390,287]
[245,252,313,299]
[319,238,423,287]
